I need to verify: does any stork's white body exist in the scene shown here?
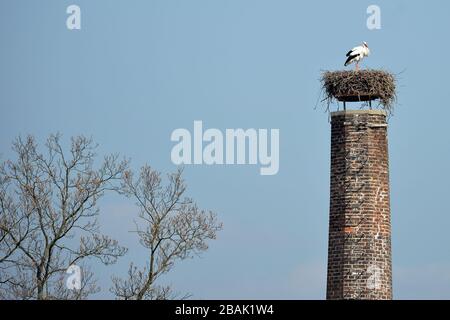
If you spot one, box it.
[344,42,370,70]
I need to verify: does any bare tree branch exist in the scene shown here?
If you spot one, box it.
[111,166,222,300]
[0,134,128,299]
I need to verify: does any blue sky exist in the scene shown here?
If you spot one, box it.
[1,0,450,299]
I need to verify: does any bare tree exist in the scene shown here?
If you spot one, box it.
[0,134,128,299]
[111,166,222,300]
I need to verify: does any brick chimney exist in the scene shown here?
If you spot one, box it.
[326,110,392,300]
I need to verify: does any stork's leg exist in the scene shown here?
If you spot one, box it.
[355,62,360,71]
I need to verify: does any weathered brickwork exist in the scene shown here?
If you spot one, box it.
[326,110,392,300]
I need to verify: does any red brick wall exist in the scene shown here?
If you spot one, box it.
[326,110,392,300]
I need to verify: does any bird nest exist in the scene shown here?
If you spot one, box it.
[321,70,397,114]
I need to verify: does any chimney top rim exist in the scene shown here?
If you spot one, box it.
[331,110,387,117]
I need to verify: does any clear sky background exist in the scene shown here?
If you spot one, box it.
[1,0,450,299]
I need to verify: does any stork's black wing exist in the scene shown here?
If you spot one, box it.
[344,54,358,66]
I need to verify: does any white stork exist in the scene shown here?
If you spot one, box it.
[344,42,370,71]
